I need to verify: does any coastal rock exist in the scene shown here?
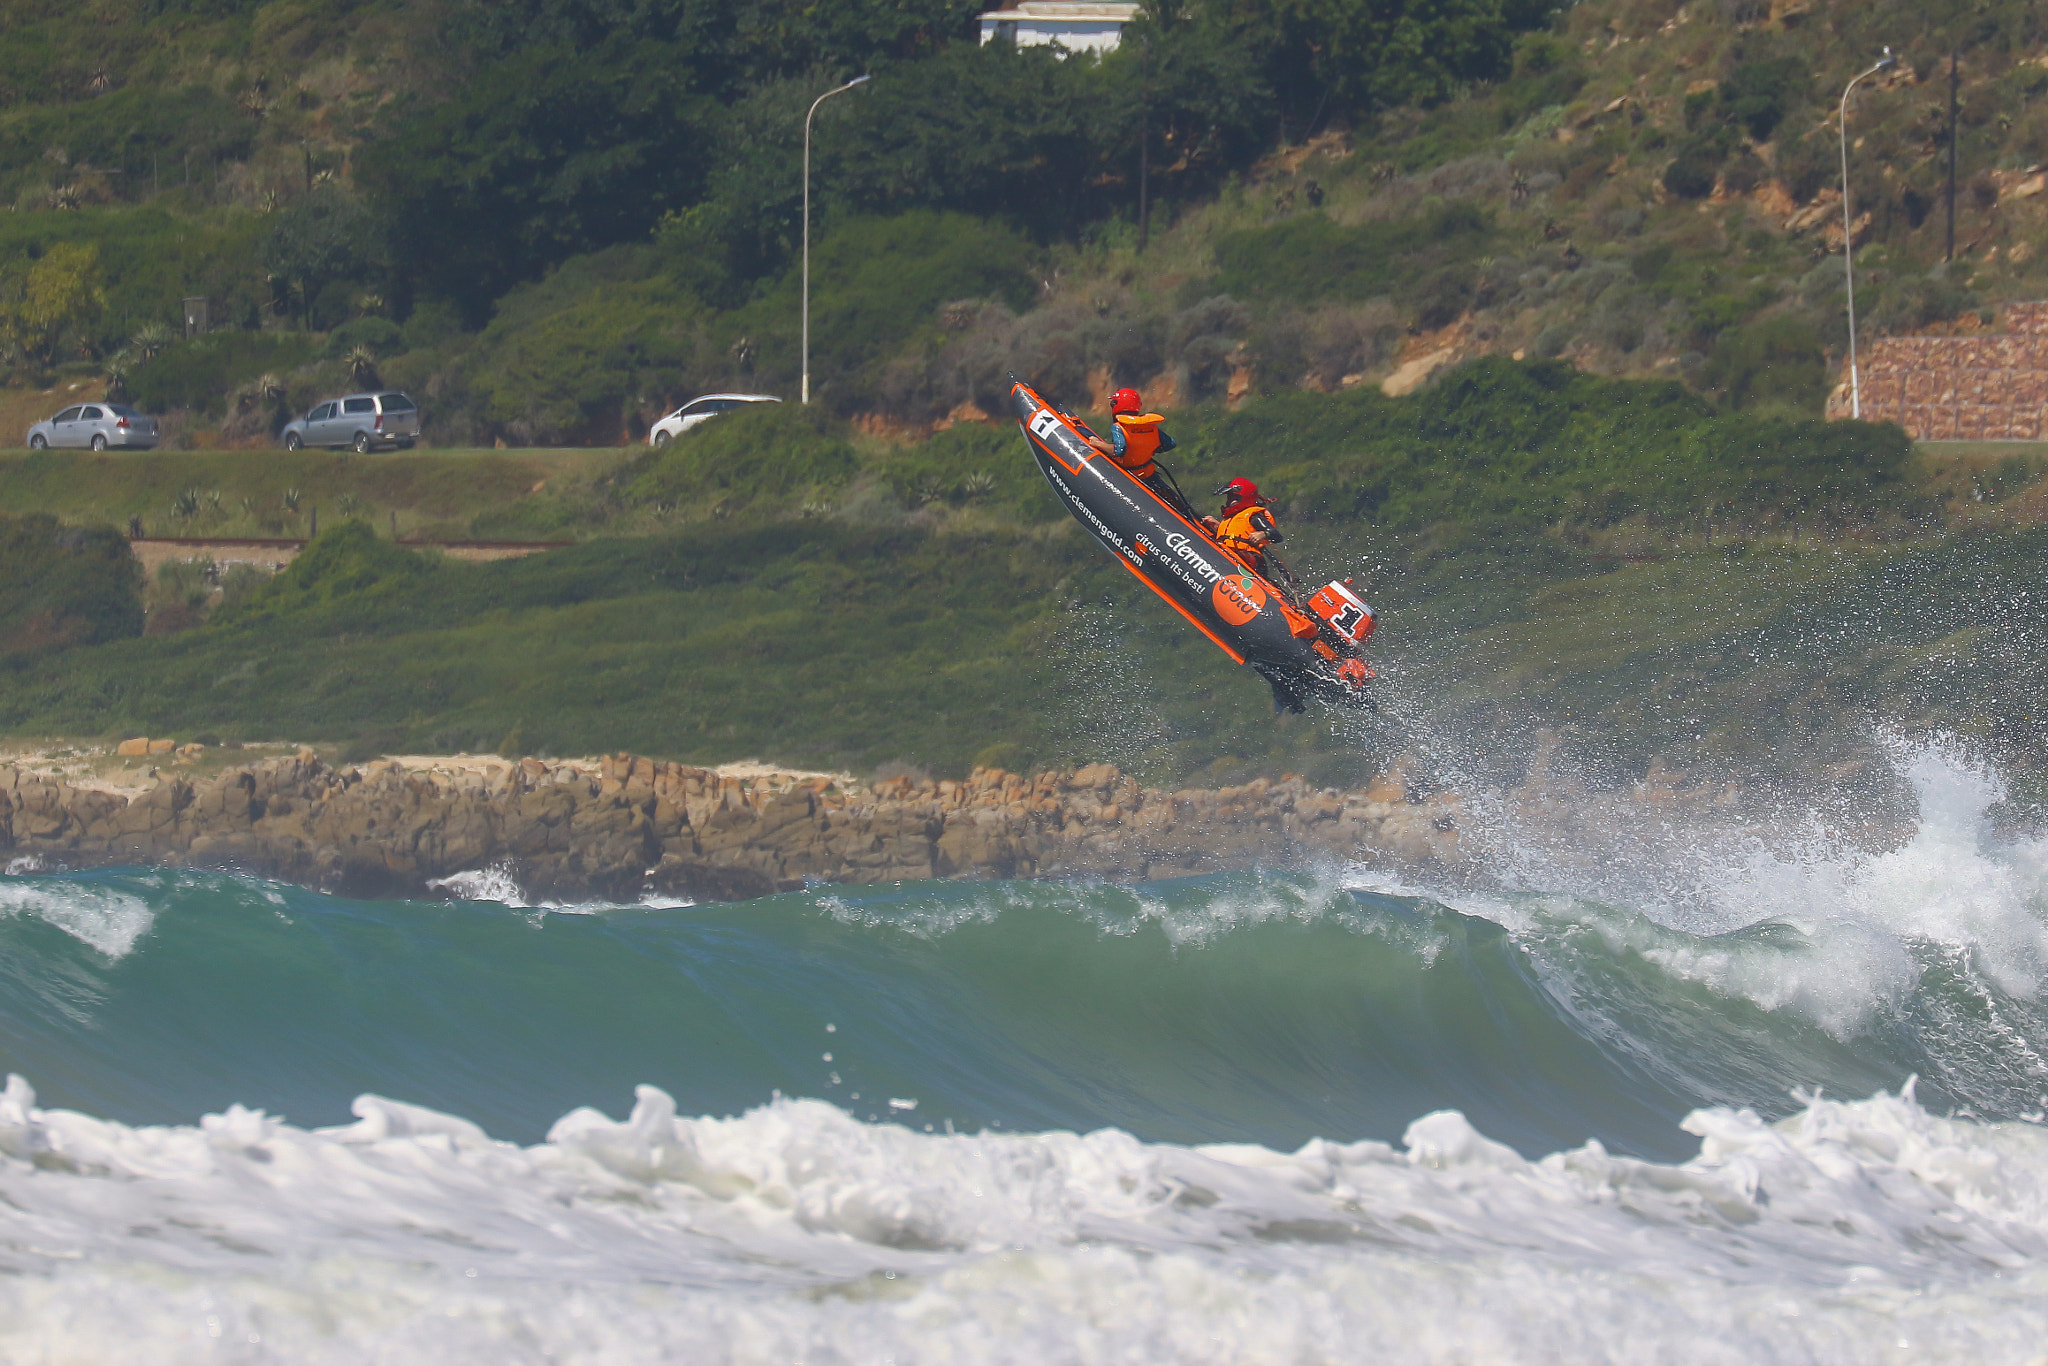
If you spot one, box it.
[0,753,1472,902]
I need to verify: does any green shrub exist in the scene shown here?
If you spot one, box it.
[1980,453,2047,501]
[0,513,142,658]
[217,563,271,611]
[877,420,1048,519]
[324,318,406,360]
[212,522,435,632]
[0,205,271,352]
[1719,56,1812,143]
[1662,138,1727,199]
[1502,33,1588,122]
[622,402,858,514]
[721,210,1042,410]
[459,265,697,443]
[127,331,318,415]
[1212,203,1493,311]
[0,86,252,205]
[1704,316,1827,413]
[1158,356,1914,530]
[1863,270,1977,338]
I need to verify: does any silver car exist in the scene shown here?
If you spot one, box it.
[26,402,159,450]
[280,391,421,452]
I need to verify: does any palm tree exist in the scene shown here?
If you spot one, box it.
[103,349,132,401]
[346,344,379,387]
[131,322,174,361]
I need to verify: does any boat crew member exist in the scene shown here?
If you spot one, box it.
[1080,388,1194,514]
[1206,478,1284,577]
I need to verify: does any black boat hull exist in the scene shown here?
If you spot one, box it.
[1009,379,1373,712]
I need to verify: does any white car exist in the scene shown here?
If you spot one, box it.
[647,393,780,445]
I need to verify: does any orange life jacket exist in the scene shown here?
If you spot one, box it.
[1110,412,1166,479]
[1215,503,1274,563]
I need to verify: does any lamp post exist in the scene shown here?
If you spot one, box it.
[802,74,870,405]
[1839,47,1896,419]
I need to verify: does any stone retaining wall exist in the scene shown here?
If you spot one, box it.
[1828,300,2048,439]
[0,753,1467,901]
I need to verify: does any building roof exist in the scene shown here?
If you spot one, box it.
[979,2,1141,20]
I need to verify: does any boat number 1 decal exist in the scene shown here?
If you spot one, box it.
[1029,409,1063,441]
[1331,603,1365,635]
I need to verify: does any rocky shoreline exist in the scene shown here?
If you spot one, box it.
[0,751,1467,902]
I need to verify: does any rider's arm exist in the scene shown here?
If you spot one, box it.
[1252,510,1282,545]
[1074,421,1112,456]
[1157,430,1177,453]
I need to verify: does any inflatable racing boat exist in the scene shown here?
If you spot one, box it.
[1009,377,1377,713]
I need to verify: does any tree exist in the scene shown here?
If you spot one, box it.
[0,243,107,367]
[358,40,714,323]
[257,187,386,330]
[0,514,143,659]
[1101,2,1280,199]
[452,0,984,92]
[824,42,1108,239]
[1252,0,1551,118]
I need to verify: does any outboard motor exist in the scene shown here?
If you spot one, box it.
[1306,579,1377,645]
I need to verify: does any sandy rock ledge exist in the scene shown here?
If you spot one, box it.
[0,753,1467,902]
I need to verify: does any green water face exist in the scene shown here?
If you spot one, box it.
[5,866,2027,1161]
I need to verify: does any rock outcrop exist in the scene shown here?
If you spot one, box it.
[0,753,1467,901]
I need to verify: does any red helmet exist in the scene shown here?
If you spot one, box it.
[1216,477,1259,514]
[1110,387,1142,415]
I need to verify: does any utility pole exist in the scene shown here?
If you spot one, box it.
[801,75,870,405]
[303,140,312,193]
[1947,50,1959,263]
[1839,47,1896,420]
[1138,34,1151,252]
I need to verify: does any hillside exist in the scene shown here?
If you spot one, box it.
[3,0,2047,804]
[6,0,2048,442]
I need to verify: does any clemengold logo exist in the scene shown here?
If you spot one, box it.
[1211,574,1266,625]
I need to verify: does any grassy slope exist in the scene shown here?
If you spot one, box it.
[5,512,2038,795]
[2,380,2042,792]
[0,445,629,541]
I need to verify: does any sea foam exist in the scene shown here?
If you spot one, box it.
[2,1074,2046,1363]
[0,874,156,958]
[1398,738,2048,1044]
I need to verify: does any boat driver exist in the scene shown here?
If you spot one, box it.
[1205,478,1283,576]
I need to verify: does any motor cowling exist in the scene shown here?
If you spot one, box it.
[1307,579,1377,645]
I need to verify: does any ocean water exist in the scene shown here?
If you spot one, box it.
[3,746,2048,1363]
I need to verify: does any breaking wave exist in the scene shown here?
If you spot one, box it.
[2,741,2045,1361]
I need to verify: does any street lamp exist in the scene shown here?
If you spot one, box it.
[802,74,870,405]
[1839,47,1896,419]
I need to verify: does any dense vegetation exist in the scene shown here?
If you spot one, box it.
[5,364,2039,797]
[12,0,2048,443]
[3,0,2047,799]
[0,513,142,658]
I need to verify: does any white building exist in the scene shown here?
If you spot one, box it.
[977,1,1141,55]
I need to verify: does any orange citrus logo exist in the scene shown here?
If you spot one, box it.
[1212,574,1266,625]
